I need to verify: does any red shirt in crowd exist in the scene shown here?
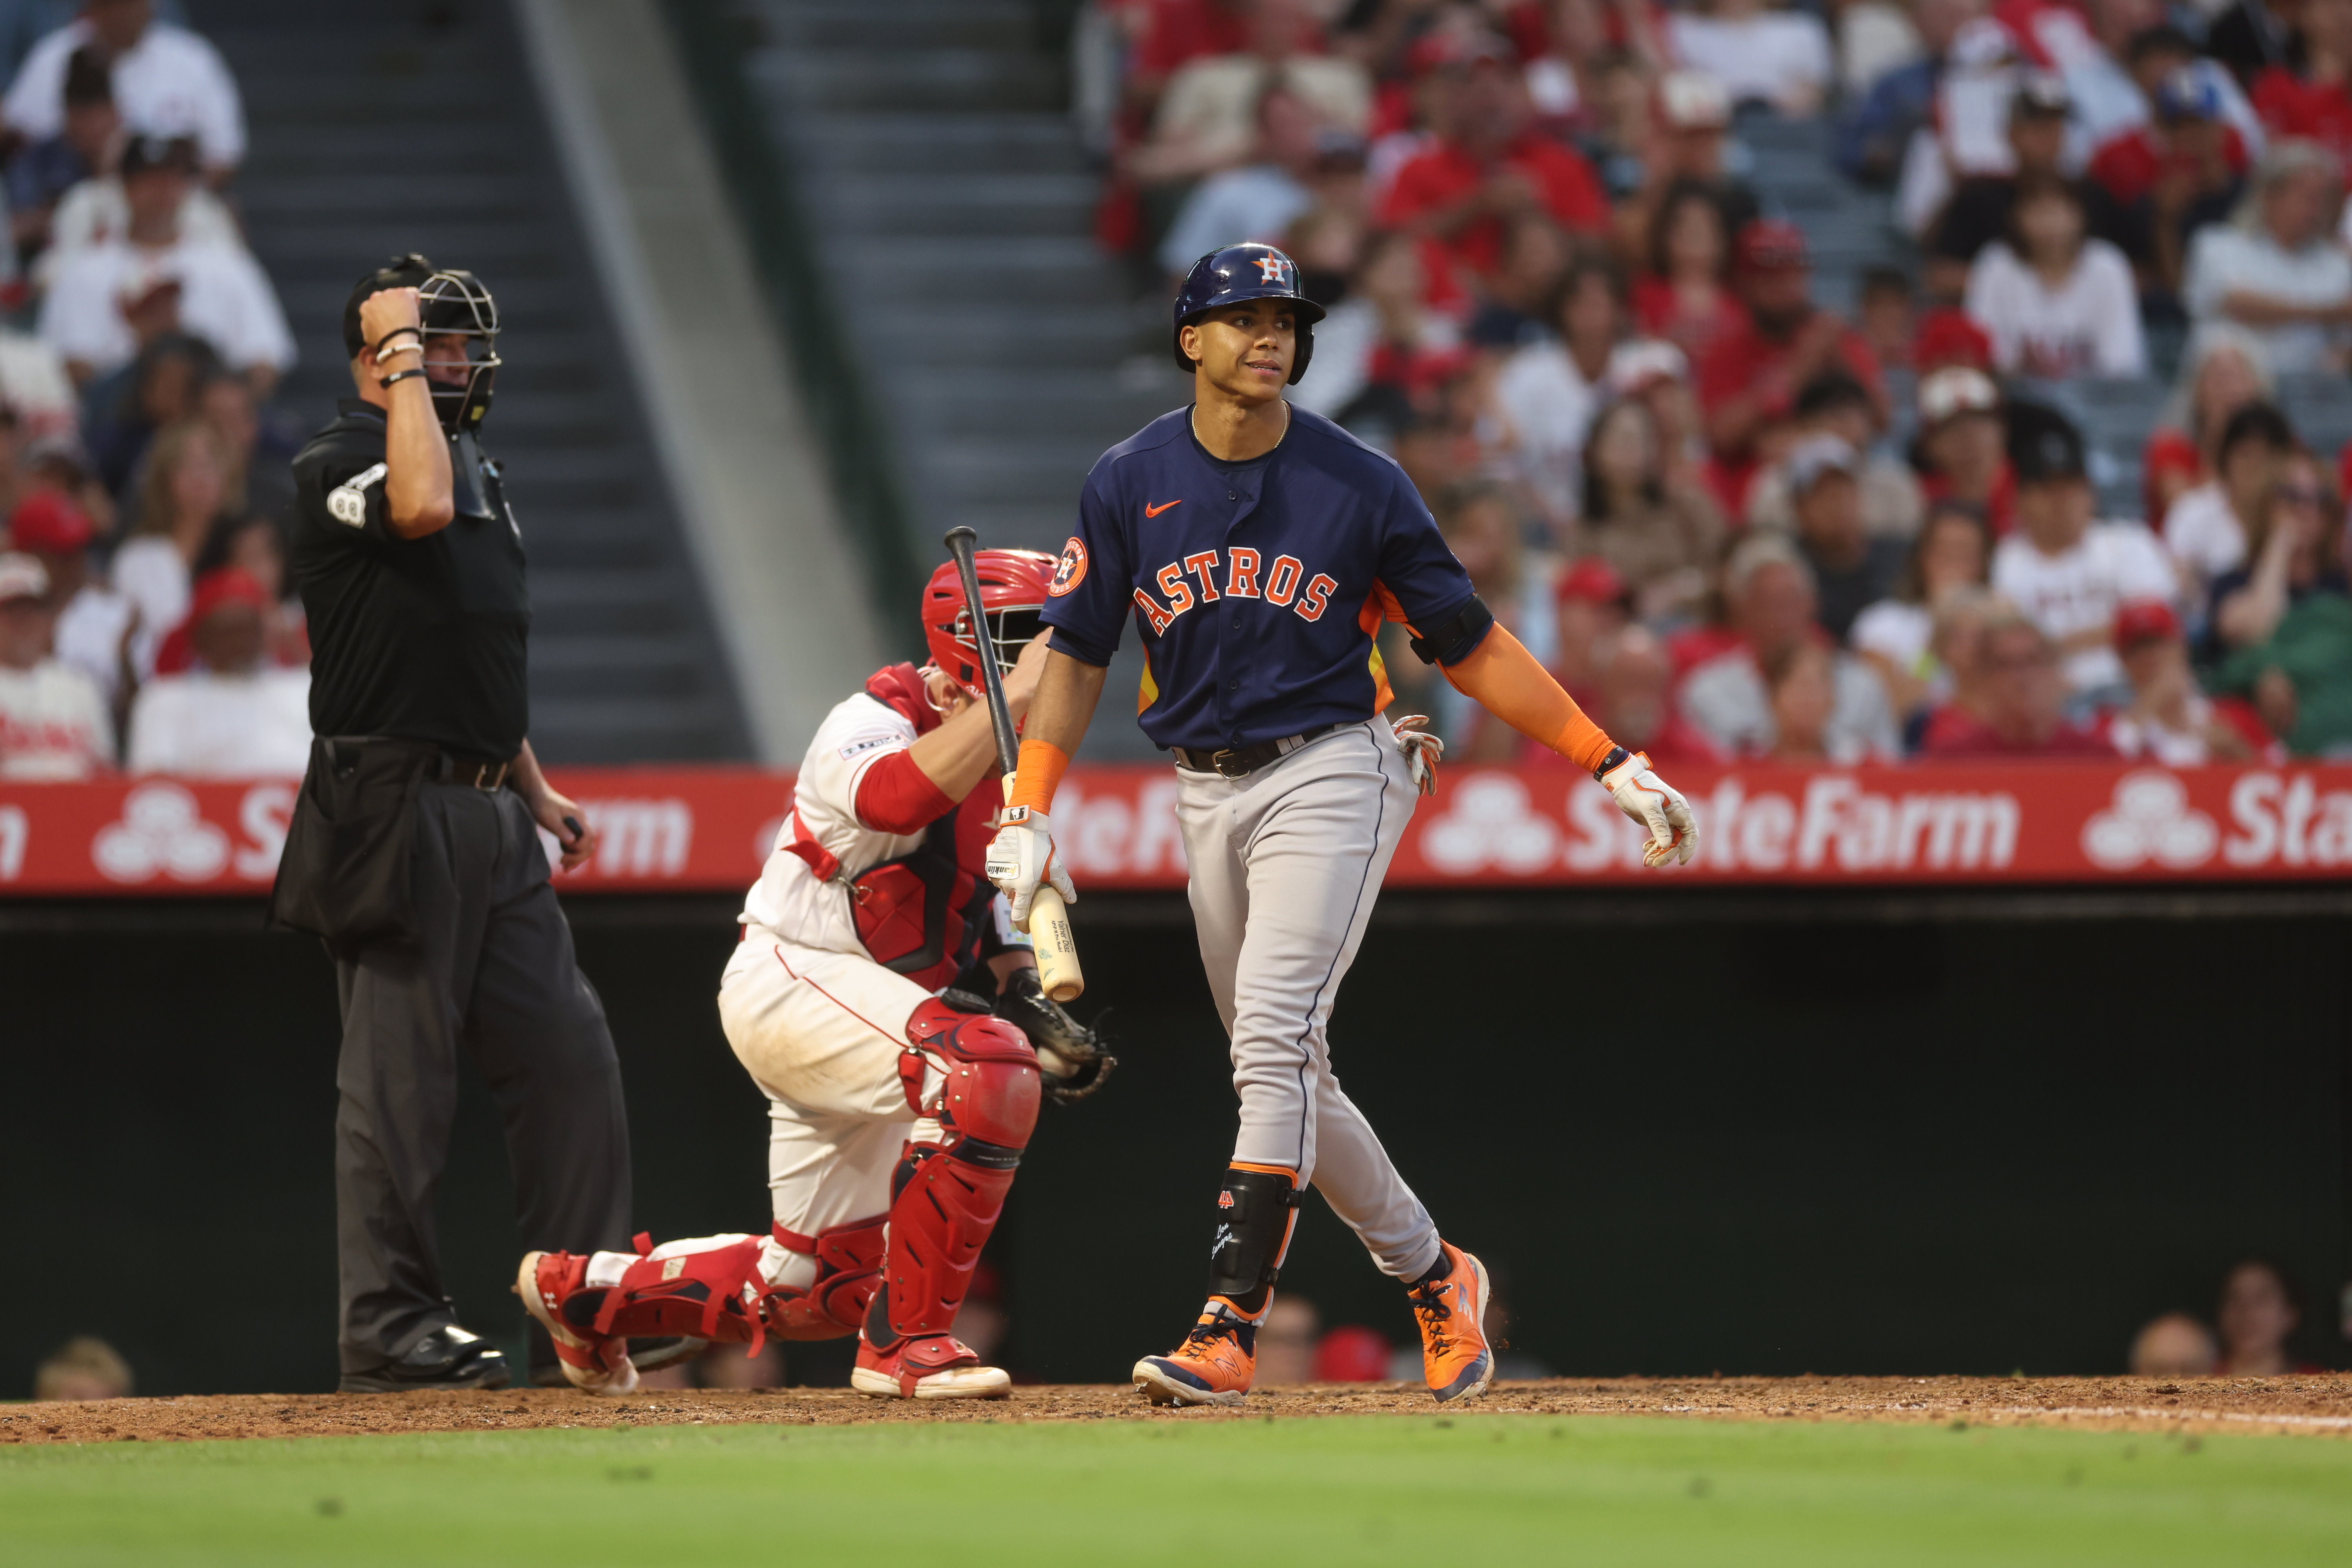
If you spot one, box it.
[1381,132,1610,280]
[2251,69,2352,171]
[2141,426,2203,529]
[1632,277,1750,368]
[1697,312,1883,445]
[1917,706,2114,758]
[2086,123,2249,207]
[1131,0,1253,79]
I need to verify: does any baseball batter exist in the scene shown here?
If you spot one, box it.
[517,554,1111,1400]
[987,243,1699,1407]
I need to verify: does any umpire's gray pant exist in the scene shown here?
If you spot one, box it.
[333,781,632,1374]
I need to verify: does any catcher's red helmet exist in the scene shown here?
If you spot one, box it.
[923,549,1056,697]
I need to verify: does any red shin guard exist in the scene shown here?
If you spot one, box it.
[568,1233,773,1353]
[763,1216,887,1341]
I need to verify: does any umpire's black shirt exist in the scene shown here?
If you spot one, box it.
[289,399,530,757]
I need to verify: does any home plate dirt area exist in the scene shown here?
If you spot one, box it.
[7,1375,2350,1445]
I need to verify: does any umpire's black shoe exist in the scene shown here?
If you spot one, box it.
[339,1325,513,1393]
[528,1336,704,1388]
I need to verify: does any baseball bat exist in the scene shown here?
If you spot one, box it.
[943,526,1085,1003]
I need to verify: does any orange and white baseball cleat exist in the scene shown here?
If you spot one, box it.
[515,1250,639,1396]
[1132,1299,1258,1406]
[1407,1241,1493,1404]
[851,1332,1011,1400]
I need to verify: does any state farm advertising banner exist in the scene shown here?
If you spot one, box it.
[1,763,2350,898]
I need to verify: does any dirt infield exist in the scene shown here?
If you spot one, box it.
[5,1374,2349,1446]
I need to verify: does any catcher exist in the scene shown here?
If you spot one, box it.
[518,551,1111,1399]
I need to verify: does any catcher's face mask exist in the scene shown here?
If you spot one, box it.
[414,269,500,436]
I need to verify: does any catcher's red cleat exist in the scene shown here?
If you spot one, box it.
[851,1332,1011,1400]
[1132,1298,1258,1406]
[515,1250,638,1396]
[1408,1242,1493,1404]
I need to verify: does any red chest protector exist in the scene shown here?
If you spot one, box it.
[784,665,999,993]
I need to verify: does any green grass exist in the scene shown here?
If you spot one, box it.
[4,1412,2348,1566]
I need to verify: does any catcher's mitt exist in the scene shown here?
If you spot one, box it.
[993,966,1117,1103]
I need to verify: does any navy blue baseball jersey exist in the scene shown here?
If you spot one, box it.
[1040,406,1481,753]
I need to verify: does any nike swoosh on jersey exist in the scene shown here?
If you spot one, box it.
[1145,499,1182,517]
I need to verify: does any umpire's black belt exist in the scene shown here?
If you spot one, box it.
[322,737,513,791]
[1173,723,1341,780]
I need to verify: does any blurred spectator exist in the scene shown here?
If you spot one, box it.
[1522,0,1609,133]
[1744,370,1925,537]
[1852,499,1993,719]
[1991,410,2177,697]
[1158,84,1328,278]
[1438,479,1553,760]
[108,414,228,673]
[1964,174,2146,377]
[1836,0,1925,100]
[1611,70,1760,269]
[2129,1312,2219,1377]
[7,44,112,260]
[1921,74,2132,303]
[1666,0,1831,117]
[2102,599,2272,762]
[3,0,242,177]
[1780,434,1910,642]
[198,365,292,528]
[2089,57,2251,302]
[1291,227,1458,420]
[1837,0,1985,186]
[1698,219,1885,505]
[1908,583,2003,749]
[1466,212,1572,348]
[1632,178,1743,365]
[124,565,306,775]
[2144,326,2273,535]
[1912,365,2012,535]
[1314,1323,1392,1382]
[0,551,110,775]
[2249,0,2352,168]
[39,133,290,391]
[81,327,212,498]
[1122,0,1255,120]
[1918,608,2113,755]
[2209,0,2303,94]
[41,105,242,282]
[2215,1259,2316,1375]
[2182,138,2352,376]
[1759,639,1857,760]
[1857,265,1917,369]
[162,514,302,671]
[1679,531,1902,757]
[2208,476,2352,755]
[1548,554,1629,702]
[1130,0,1367,189]
[1493,252,1622,526]
[32,1335,132,1401]
[1589,622,1724,764]
[1572,396,1725,621]
[10,486,128,704]
[1255,1295,1321,1385]
[1381,40,1610,285]
[2166,399,2291,605]
[2208,446,2346,651]
[1608,337,1714,503]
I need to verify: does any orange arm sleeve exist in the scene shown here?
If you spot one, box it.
[1438,624,1617,773]
[1007,737,1072,811]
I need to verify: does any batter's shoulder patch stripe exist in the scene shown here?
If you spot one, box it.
[326,462,388,528]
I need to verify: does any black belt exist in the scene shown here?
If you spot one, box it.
[1173,723,1342,780]
[431,750,514,791]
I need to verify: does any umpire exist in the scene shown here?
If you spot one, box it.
[274,255,654,1392]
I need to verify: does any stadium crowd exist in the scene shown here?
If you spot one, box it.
[0,0,305,783]
[1081,0,2352,766]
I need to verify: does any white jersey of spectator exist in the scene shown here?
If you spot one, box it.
[2182,223,2352,375]
[108,533,189,678]
[1678,643,1902,759]
[1490,336,1603,524]
[51,580,133,704]
[1838,2,1922,94]
[1524,53,1581,119]
[1667,6,1831,111]
[1152,56,1371,176]
[1991,521,2178,693]
[1849,597,1935,677]
[1158,164,1312,278]
[1286,293,1458,421]
[0,324,78,436]
[125,665,310,777]
[1963,239,2146,378]
[2161,480,2246,587]
[39,234,293,377]
[4,17,243,169]
[0,654,111,777]
[37,175,243,285]
[2106,695,2233,766]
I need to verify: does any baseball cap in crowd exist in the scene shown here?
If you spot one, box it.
[1406,28,1512,76]
[1784,433,1860,494]
[1555,555,1629,607]
[1919,365,2001,427]
[2113,599,2181,650]
[120,133,198,177]
[1913,309,1994,374]
[1604,338,1690,396]
[2011,71,2072,120]
[1736,218,1809,275]
[185,566,272,626]
[2155,61,2225,123]
[2009,405,2088,485]
[1312,126,1368,169]
[0,551,50,603]
[1659,70,1731,131]
[7,490,95,554]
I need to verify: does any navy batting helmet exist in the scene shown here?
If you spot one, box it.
[1171,243,1324,385]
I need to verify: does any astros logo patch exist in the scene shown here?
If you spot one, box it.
[1256,254,1290,286]
[1049,535,1088,597]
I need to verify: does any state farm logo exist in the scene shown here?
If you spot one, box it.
[2081,771,2218,871]
[92,782,231,883]
[1563,772,2019,874]
[1422,773,1559,874]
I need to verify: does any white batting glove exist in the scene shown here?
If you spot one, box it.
[985,805,1076,930]
[1597,748,1699,867]
[1391,713,1443,797]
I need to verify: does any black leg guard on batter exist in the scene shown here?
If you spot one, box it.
[1207,1164,1304,1318]
[867,1000,1040,1347]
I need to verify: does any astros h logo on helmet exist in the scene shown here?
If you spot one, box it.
[1256,254,1290,287]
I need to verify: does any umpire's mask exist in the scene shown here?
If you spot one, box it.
[415,268,501,436]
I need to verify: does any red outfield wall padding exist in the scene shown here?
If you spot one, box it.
[1,762,2349,897]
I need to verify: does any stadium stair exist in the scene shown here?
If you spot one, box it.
[194,0,753,762]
